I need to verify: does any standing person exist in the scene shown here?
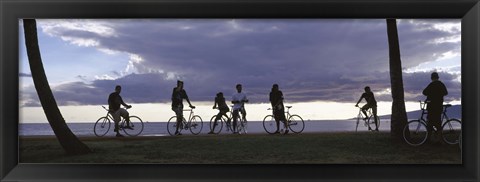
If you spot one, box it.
[231,84,248,134]
[355,86,379,131]
[210,92,230,134]
[108,85,132,137]
[171,80,195,136]
[422,72,448,142]
[269,84,289,134]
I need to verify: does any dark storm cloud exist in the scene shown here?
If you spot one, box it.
[22,19,461,106]
[19,73,32,77]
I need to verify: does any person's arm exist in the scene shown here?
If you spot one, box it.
[183,90,195,108]
[442,82,448,96]
[242,94,249,103]
[269,92,274,107]
[213,97,218,109]
[355,94,364,107]
[422,83,431,96]
[119,95,131,108]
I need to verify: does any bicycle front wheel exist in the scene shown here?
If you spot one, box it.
[94,117,111,137]
[210,115,224,134]
[403,120,428,146]
[263,115,277,134]
[189,115,203,135]
[288,115,305,133]
[441,119,462,145]
[238,118,247,135]
[355,112,362,132]
[122,116,144,136]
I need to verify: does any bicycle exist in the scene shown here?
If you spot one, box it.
[403,101,461,146]
[94,106,144,137]
[355,106,380,132]
[167,108,203,136]
[263,106,305,134]
[209,105,247,134]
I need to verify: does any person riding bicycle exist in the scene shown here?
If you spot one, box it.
[269,84,289,134]
[355,86,379,131]
[422,72,448,142]
[232,84,248,134]
[171,80,195,136]
[209,92,230,134]
[108,85,132,137]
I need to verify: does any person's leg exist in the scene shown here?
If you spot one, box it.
[232,109,239,133]
[119,108,131,128]
[372,106,378,131]
[112,110,122,136]
[426,111,434,141]
[362,105,372,130]
[173,106,183,135]
[361,105,369,119]
[241,108,247,122]
[273,110,280,133]
[431,105,443,142]
[210,110,223,133]
[280,109,288,134]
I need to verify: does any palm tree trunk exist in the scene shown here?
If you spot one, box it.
[386,19,408,141]
[23,19,91,155]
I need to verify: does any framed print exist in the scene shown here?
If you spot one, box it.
[1,0,479,181]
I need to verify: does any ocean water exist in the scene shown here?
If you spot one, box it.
[19,120,392,137]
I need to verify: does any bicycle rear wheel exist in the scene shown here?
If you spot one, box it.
[441,119,461,145]
[189,115,203,135]
[288,114,305,133]
[403,120,428,146]
[122,116,144,136]
[94,117,111,137]
[210,115,224,134]
[167,116,181,136]
[263,115,277,134]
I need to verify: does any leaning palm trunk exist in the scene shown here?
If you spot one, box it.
[386,19,408,141]
[23,19,91,155]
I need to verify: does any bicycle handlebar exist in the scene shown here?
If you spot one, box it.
[102,105,132,112]
[267,106,292,110]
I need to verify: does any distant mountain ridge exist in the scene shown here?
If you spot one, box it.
[377,105,462,120]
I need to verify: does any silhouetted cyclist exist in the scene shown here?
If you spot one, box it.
[108,85,132,137]
[269,84,289,134]
[355,86,379,131]
[171,80,195,136]
[231,84,248,134]
[210,92,230,134]
[423,72,448,142]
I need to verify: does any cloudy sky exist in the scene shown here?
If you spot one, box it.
[19,19,461,122]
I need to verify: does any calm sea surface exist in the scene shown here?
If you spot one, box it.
[19,120,392,137]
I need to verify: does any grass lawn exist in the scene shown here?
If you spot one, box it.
[19,132,461,164]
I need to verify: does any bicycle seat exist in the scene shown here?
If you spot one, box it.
[286,106,292,109]
[444,104,452,108]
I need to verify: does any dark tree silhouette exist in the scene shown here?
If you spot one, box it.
[23,19,91,155]
[386,19,408,141]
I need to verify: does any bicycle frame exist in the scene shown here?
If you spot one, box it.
[269,106,292,126]
[101,106,127,125]
[417,101,452,126]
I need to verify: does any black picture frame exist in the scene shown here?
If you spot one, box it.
[1,0,479,181]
